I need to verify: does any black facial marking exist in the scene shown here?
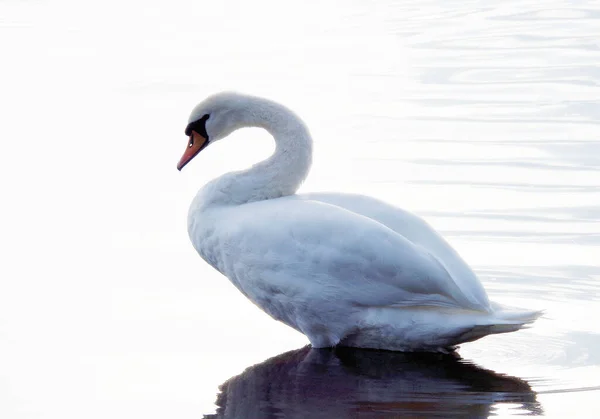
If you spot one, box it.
[185,114,210,138]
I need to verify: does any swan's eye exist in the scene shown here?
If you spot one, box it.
[184,114,210,137]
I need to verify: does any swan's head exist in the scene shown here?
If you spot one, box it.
[177,92,248,171]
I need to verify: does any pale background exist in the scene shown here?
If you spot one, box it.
[1,0,599,417]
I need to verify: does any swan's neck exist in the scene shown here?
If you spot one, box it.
[197,98,313,209]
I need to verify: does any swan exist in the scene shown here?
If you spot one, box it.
[177,92,541,352]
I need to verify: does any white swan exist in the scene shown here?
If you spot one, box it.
[177,92,541,352]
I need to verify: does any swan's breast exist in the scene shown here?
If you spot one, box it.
[187,204,296,320]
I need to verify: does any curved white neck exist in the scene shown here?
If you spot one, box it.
[196,97,313,209]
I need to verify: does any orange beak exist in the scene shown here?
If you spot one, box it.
[177,131,208,171]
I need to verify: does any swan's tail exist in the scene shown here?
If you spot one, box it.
[490,301,543,325]
[454,303,543,344]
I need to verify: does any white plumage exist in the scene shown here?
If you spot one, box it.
[179,92,541,352]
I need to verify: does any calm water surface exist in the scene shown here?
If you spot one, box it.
[0,0,598,418]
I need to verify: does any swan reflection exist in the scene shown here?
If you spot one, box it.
[204,346,541,418]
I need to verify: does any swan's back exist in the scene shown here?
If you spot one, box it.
[300,192,491,309]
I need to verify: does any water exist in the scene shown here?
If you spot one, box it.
[0,0,598,417]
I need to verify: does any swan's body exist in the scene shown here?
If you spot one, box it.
[179,92,540,352]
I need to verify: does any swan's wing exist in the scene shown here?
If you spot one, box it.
[298,192,491,308]
[193,199,490,312]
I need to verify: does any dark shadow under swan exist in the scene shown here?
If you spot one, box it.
[203,346,542,418]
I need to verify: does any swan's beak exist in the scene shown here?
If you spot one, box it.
[177,131,208,171]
